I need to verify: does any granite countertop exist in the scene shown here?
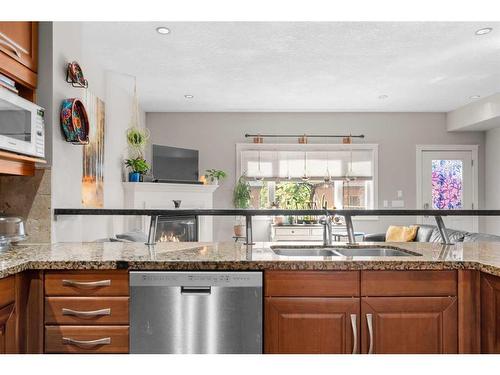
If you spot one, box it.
[1,241,500,279]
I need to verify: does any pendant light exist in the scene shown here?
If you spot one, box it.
[323,151,332,186]
[301,151,309,181]
[344,144,357,183]
[255,150,263,181]
[286,151,291,180]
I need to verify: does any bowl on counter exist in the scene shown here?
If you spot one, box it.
[0,216,27,252]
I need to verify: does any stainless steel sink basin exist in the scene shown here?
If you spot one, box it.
[272,248,340,257]
[270,245,421,257]
[332,247,421,257]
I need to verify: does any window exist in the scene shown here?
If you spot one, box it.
[237,144,378,210]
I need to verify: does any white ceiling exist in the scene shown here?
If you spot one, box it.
[81,22,500,112]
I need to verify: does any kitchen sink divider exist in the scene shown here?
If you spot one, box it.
[54,209,500,246]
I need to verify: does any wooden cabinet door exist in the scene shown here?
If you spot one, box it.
[0,22,38,72]
[265,297,360,354]
[481,273,500,353]
[361,297,458,354]
[0,303,16,354]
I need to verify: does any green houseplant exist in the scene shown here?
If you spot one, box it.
[233,175,252,237]
[204,169,227,185]
[125,157,150,182]
[126,127,150,158]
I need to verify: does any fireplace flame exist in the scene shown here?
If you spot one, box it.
[158,232,181,242]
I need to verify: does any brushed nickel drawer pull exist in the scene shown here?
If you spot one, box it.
[62,337,111,348]
[62,279,111,289]
[0,32,27,58]
[62,308,111,318]
[366,313,374,354]
[350,314,357,354]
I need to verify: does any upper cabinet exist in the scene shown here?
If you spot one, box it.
[0,22,38,91]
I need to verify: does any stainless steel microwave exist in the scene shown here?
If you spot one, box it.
[0,87,45,158]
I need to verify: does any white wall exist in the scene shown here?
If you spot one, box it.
[485,126,500,235]
[146,112,486,241]
[50,22,146,242]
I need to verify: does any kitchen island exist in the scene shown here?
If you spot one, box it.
[0,241,499,354]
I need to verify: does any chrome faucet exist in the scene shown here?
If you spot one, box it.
[322,214,333,246]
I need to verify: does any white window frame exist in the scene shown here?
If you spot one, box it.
[236,143,379,219]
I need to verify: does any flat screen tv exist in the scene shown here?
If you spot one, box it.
[152,144,199,183]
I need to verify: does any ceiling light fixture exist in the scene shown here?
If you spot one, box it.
[184,95,194,99]
[156,27,170,35]
[470,95,481,100]
[475,27,492,35]
[378,95,388,100]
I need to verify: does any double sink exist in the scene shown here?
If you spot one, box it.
[271,245,422,258]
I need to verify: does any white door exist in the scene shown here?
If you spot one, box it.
[419,149,477,232]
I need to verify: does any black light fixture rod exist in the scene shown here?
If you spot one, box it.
[244,133,365,139]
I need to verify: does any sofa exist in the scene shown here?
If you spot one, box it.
[364,224,500,243]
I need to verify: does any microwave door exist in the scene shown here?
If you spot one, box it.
[0,94,36,156]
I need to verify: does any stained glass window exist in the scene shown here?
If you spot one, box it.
[431,160,463,209]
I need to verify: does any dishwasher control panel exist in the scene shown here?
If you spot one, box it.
[130,271,262,287]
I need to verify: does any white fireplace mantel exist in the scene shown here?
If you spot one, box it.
[123,182,219,241]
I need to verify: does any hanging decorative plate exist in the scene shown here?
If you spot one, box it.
[60,98,90,144]
[66,61,89,88]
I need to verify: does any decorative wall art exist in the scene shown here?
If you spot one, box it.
[81,90,105,208]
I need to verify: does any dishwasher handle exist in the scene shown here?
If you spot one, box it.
[180,286,212,295]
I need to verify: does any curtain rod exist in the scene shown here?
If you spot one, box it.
[244,133,365,138]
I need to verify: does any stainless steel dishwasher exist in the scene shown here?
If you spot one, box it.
[130,271,263,354]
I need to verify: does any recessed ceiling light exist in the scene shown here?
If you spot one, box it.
[475,27,492,35]
[378,95,388,100]
[156,27,170,35]
[184,95,194,99]
[470,95,481,100]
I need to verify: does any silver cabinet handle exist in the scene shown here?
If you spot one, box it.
[366,313,374,354]
[62,308,111,318]
[62,337,111,348]
[350,314,357,354]
[0,32,23,58]
[62,279,111,289]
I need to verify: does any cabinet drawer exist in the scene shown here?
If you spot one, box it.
[275,235,317,241]
[45,271,129,296]
[361,270,457,296]
[0,276,15,308]
[275,227,310,236]
[310,228,324,236]
[265,271,359,297]
[45,326,129,354]
[45,297,129,325]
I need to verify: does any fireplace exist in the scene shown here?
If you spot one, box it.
[155,215,198,242]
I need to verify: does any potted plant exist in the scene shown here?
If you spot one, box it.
[126,127,150,158]
[233,175,251,237]
[204,169,227,185]
[125,157,150,182]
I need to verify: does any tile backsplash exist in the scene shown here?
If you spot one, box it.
[0,168,51,243]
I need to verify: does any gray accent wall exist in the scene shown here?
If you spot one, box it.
[146,112,486,241]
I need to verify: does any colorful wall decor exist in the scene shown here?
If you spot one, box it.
[431,159,463,209]
[82,91,105,208]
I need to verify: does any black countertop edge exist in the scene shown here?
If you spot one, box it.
[53,208,500,217]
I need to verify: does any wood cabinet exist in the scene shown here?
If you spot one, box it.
[361,297,458,354]
[264,270,459,354]
[44,271,130,354]
[0,22,38,89]
[265,271,360,354]
[0,276,17,354]
[481,273,500,353]
[265,297,359,354]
